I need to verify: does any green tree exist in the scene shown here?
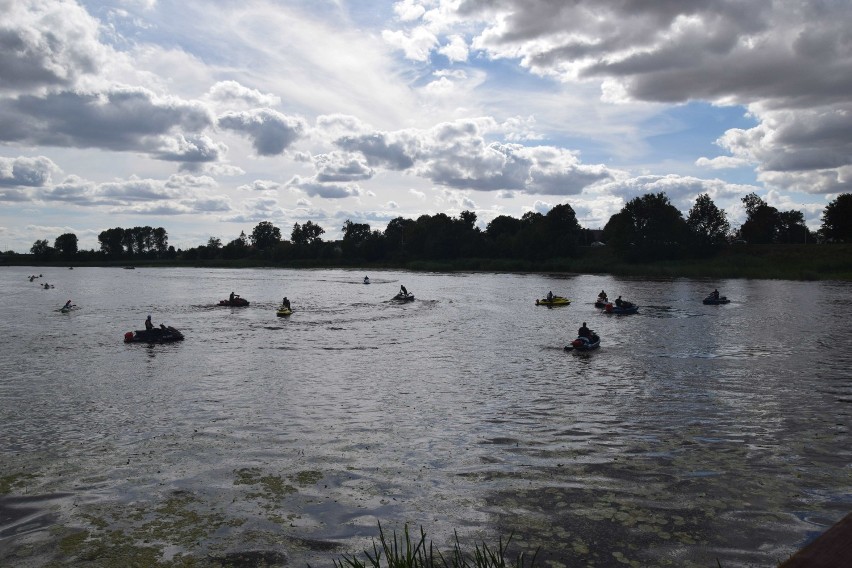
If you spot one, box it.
[342,220,371,243]
[776,210,810,243]
[603,192,689,260]
[543,203,582,257]
[459,210,477,230]
[250,221,281,250]
[686,193,730,248]
[130,226,155,256]
[383,217,416,258]
[122,227,137,255]
[485,215,523,258]
[486,215,523,239]
[222,235,249,259]
[739,193,779,244]
[30,239,53,259]
[414,213,458,259]
[291,221,325,245]
[98,227,126,257]
[513,211,547,260]
[342,220,372,258]
[54,233,79,258]
[819,193,852,242]
[152,227,168,254]
[207,236,222,249]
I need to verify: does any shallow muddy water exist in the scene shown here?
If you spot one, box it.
[1,266,850,567]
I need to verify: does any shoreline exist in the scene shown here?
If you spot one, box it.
[4,243,852,281]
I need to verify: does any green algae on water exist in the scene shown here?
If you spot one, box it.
[0,472,39,494]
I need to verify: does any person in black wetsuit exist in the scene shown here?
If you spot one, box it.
[145,315,154,330]
[400,285,408,296]
[578,322,591,338]
[281,297,291,309]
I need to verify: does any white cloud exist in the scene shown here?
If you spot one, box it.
[238,180,283,193]
[218,109,306,156]
[0,0,108,94]
[0,156,61,187]
[207,81,281,108]
[438,35,469,62]
[696,156,751,170]
[313,152,374,183]
[393,0,427,22]
[0,86,219,165]
[382,27,438,62]
[533,200,552,214]
[286,174,362,199]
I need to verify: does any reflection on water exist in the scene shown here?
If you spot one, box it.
[1,267,850,567]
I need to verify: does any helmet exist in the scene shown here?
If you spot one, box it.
[147,315,151,319]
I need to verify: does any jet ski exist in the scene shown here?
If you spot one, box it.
[565,333,600,351]
[124,326,184,343]
[536,296,570,306]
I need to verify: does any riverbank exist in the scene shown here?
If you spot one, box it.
[4,243,851,280]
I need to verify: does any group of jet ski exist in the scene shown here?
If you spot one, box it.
[123,283,414,344]
[564,289,729,352]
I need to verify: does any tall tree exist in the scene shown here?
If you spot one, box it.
[739,193,779,244]
[98,227,126,257]
[54,233,79,258]
[222,233,249,259]
[30,239,53,259]
[152,227,169,254]
[485,215,523,258]
[383,217,416,257]
[342,220,371,244]
[122,227,137,255]
[686,193,730,247]
[342,220,371,257]
[776,210,810,243]
[250,221,281,250]
[543,203,582,257]
[291,221,325,245]
[819,193,852,242]
[459,210,477,230]
[603,192,689,260]
[486,215,523,239]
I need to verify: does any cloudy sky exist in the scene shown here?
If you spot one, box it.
[2,0,850,252]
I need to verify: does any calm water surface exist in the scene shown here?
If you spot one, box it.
[1,266,850,567]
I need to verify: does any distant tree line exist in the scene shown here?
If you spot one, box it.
[28,226,174,261]
[602,191,821,261]
[24,193,852,264]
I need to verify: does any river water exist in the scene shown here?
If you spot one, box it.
[1,266,850,567]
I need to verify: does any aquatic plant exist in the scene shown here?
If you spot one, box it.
[331,523,537,568]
